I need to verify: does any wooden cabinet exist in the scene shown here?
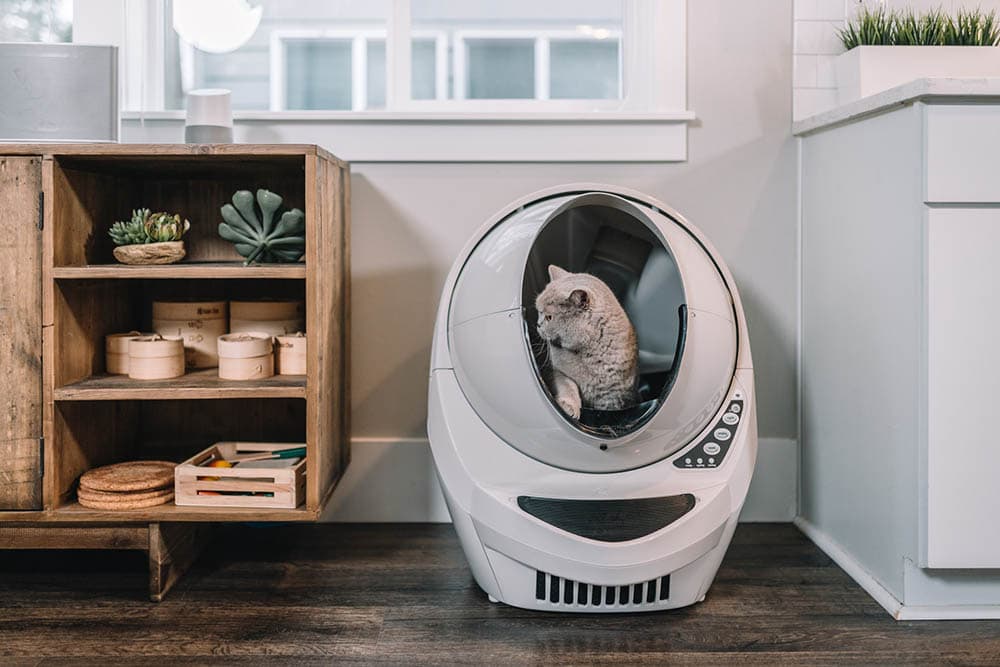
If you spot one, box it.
[0,144,350,597]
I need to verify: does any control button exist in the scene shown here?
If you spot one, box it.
[685,458,691,465]
[729,403,742,414]
[696,458,703,464]
[704,442,721,456]
[714,428,732,442]
[722,412,739,426]
[708,457,715,464]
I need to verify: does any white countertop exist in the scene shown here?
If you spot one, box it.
[793,77,1000,136]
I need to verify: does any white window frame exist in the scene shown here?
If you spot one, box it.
[269,29,448,111]
[78,0,687,117]
[73,0,693,161]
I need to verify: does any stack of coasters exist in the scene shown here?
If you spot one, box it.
[77,461,176,510]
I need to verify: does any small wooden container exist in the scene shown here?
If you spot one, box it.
[152,300,228,369]
[217,332,274,380]
[105,331,151,375]
[175,441,306,509]
[128,335,185,380]
[275,332,307,375]
[230,300,305,336]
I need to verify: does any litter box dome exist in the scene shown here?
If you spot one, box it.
[446,189,740,473]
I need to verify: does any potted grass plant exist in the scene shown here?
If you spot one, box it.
[836,5,1000,104]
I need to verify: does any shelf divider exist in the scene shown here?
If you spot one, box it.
[55,368,306,401]
[53,262,306,280]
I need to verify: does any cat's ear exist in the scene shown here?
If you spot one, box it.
[548,264,568,281]
[569,289,589,309]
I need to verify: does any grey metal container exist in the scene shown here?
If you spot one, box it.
[0,43,118,142]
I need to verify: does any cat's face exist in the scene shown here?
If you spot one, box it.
[535,265,598,352]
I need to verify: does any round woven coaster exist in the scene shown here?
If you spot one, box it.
[78,490,174,511]
[77,485,175,504]
[79,461,176,493]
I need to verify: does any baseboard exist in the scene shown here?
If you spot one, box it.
[793,516,904,619]
[323,436,797,523]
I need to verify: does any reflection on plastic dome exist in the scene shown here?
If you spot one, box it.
[522,201,687,439]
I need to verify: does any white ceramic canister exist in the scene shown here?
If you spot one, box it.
[274,332,307,375]
[217,332,274,381]
[152,300,228,369]
[230,300,304,336]
[105,331,151,375]
[128,335,185,380]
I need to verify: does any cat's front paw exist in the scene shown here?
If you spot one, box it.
[557,397,581,420]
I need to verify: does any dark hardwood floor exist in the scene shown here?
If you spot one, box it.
[1,523,998,664]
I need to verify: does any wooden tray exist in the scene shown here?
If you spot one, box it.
[174,442,306,509]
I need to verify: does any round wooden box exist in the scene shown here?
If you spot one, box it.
[128,335,185,380]
[230,300,304,336]
[275,332,307,375]
[217,332,274,381]
[105,331,151,375]
[152,300,228,369]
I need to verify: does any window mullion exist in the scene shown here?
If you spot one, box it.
[352,36,367,111]
[534,37,550,100]
[386,0,412,110]
[269,33,284,111]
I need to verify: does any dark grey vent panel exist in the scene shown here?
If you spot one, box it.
[517,494,696,542]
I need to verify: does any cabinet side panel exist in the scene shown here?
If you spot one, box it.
[799,105,923,599]
[0,156,43,510]
[926,208,1000,568]
[306,155,348,511]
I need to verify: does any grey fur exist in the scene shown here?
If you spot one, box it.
[535,265,639,419]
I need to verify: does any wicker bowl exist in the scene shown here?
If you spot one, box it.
[113,241,185,265]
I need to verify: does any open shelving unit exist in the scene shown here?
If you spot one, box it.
[0,144,350,599]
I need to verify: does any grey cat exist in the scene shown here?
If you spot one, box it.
[535,265,639,419]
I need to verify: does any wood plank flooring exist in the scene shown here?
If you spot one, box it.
[1,523,999,664]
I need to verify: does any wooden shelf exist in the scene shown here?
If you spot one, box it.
[42,501,319,523]
[53,262,306,280]
[55,368,306,401]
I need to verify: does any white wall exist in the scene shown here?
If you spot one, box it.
[124,0,798,522]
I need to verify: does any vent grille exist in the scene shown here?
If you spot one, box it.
[534,570,669,608]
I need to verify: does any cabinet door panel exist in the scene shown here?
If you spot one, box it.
[926,207,1000,567]
[0,156,42,510]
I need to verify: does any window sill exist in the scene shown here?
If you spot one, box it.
[121,110,694,162]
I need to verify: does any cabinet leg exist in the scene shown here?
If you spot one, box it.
[148,522,212,602]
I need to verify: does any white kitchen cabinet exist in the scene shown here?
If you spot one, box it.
[797,82,1000,619]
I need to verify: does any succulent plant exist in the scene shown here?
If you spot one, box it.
[218,189,305,265]
[109,208,190,246]
[145,212,190,242]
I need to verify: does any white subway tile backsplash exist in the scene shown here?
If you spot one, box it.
[816,54,838,87]
[793,88,839,121]
[794,20,844,55]
[794,4,847,124]
[797,0,848,20]
[794,55,819,87]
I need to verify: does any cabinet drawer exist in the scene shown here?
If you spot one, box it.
[925,105,1000,203]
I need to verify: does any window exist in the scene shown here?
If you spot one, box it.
[102,0,684,117]
[65,0,691,160]
[0,0,71,42]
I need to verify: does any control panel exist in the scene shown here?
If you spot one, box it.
[674,394,744,470]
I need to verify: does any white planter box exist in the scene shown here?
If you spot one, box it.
[836,46,1000,104]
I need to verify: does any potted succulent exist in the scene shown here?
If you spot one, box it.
[218,189,305,265]
[109,208,191,265]
[836,6,1000,104]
